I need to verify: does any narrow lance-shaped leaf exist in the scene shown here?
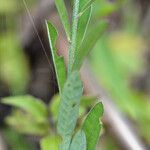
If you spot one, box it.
[70,130,86,150]
[76,6,92,51]
[46,21,66,94]
[82,102,104,150]
[1,95,47,122]
[54,0,71,41]
[79,0,96,14]
[73,20,108,70]
[76,0,97,46]
[75,0,97,56]
[57,71,83,137]
[68,0,94,74]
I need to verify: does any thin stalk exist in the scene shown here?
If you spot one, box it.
[68,0,80,75]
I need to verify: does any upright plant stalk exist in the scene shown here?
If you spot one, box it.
[1,0,108,150]
[68,0,80,75]
[44,0,106,149]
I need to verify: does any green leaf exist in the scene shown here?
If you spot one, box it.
[79,0,96,13]
[57,71,83,137]
[73,20,108,70]
[76,6,92,52]
[68,0,96,74]
[46,21,66,94]
[54,0,71,41]
[70,130,86,150]
[59,136,71,150]
[40,135,60,150]
[80,95,97,108]
[3,128,33,150]
[1,95,47,122]
[82,102,104,150]
[49,94,60,122]
[76,0,98,67]
[5,110,49,136]
[49,95,97,121]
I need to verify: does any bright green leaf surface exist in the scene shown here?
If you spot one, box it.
[40,135,60,150]
[70,130,86,150]
[1,95,47,122]
[68,0,96,74]
[73,20,108,70]
[49,94,60,122]
[79,0,96,13]
[76,0,97,63]
[57,71,83,137]
[82,102,104,150]
[54,0,71,41]
[76,6,92,52]
[46,21,66,94]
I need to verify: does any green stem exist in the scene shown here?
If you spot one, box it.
[68,0,79,75]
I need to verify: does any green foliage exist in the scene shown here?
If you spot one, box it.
[70,130,86,150]
[0,35,29,94]
[91,33,150,141]
[1,95,50,136]
[46,21,66,94]
[5,110,50,136]
[82,102,104,150]
[73,20,108,70]
[76,1,92,51]
[79,0,96,13]
[40,135,60,150]
[49,94,97,122]
[93,0,121,18]
[0,0,18,13]
[68,0,102,74]
[1,0,108,149]
[3,128,33,150]
[68,0,80,74]
[54,0,71,41]
[80,96,97,108]
[59,136,72,150]
[57,71,83,137]
[1,95,48,122]
[49,95,60,122]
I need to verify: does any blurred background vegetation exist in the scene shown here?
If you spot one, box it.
[0,0,150,149]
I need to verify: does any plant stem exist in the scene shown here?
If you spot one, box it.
[68,0,79,75]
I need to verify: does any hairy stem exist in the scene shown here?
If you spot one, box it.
[68,0,79,75]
